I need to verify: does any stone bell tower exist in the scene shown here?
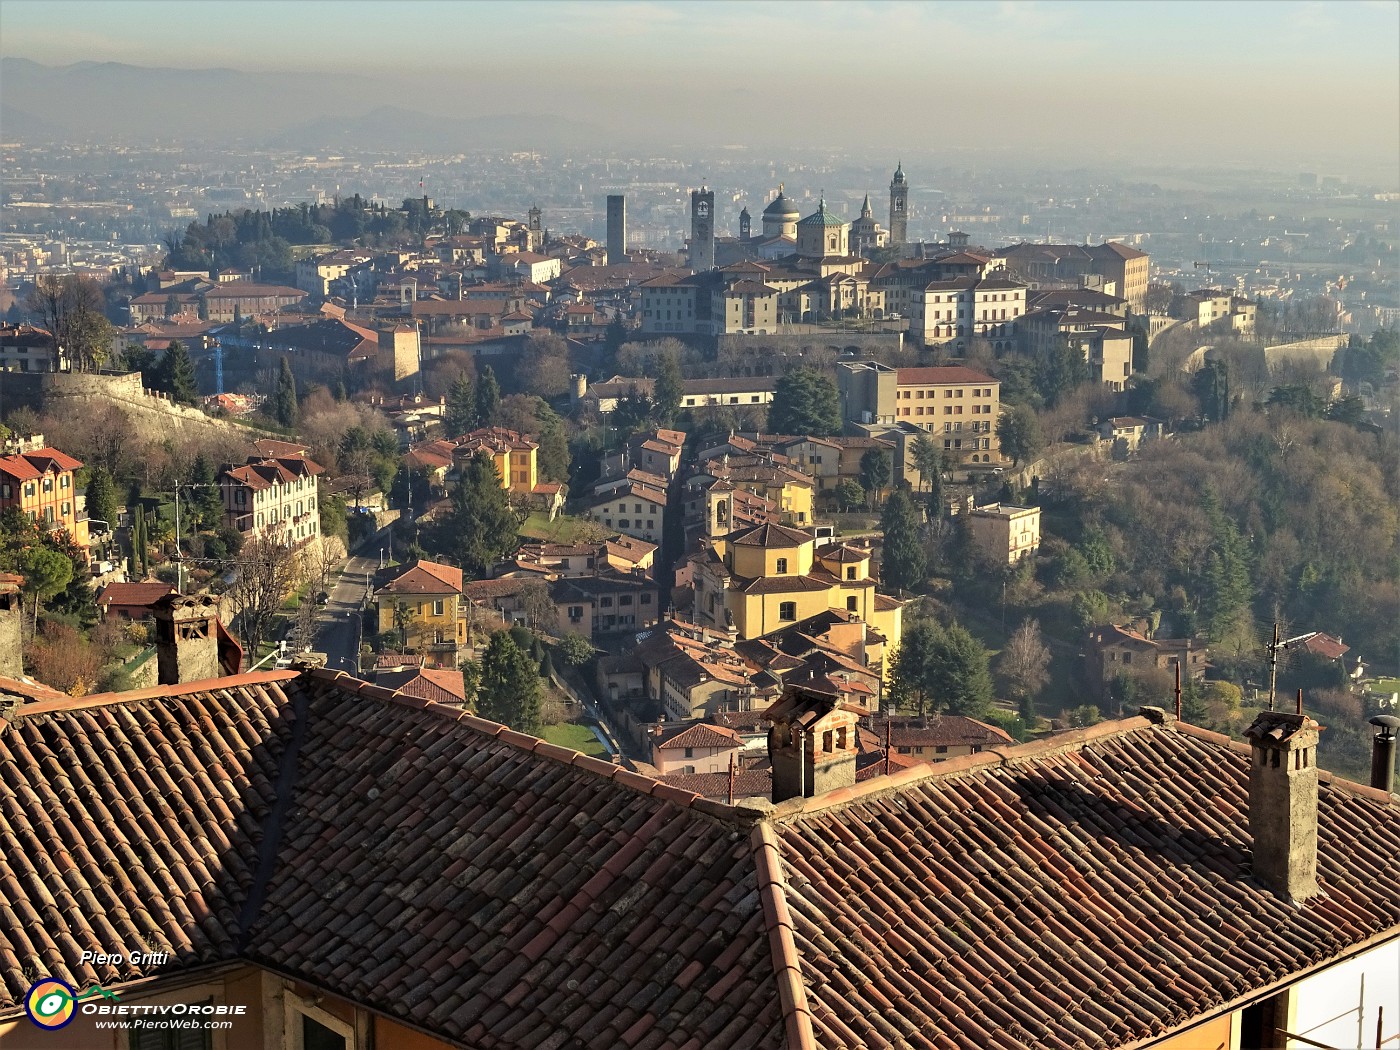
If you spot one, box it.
[689,187,715,272]
[889,161,908,247]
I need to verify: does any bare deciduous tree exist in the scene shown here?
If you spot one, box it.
[998,618,1052,715]
[228,534,302,655]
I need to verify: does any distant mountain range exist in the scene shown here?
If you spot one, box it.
[0,58,606,150]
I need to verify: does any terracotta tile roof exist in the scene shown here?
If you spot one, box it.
[865,714,1014,748]
[95,581,176,609]
[728,522,812,549]
[895,365,998,386]
[376,667,468,704]
[1296,632,1350,660]
[655,722,745,751]
[5,673,1400,1050]
[377,559,464,595]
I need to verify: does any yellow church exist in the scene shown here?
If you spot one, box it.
[690,522,903,656]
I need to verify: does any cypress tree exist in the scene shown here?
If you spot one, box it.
[475,365,500,428]
[477,633,542,733]
[274,357,299,428]
[444,371,476,436]
[879,487,926,592]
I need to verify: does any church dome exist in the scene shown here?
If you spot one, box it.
[798,198,845,227]
[763,192,800,220]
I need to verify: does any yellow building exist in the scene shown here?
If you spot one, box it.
[454,427,538,495]
[0,444,88,555]
[373,559,467,667]
[699,458,815,526]
[691,523,903,655]
[966,503,1041,566]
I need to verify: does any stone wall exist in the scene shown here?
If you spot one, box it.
[0,370,249,443]
[717,330,905,357]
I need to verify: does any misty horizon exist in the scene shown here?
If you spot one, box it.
[2,0,1398,182]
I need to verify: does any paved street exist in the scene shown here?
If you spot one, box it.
[315,552,380,674]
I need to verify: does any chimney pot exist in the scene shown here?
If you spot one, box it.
[1369,714,1400,793]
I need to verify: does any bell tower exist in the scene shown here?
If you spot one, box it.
[689,187,715,272]
[889,161,908,247]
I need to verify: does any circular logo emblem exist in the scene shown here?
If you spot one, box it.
[26,978,77,1030]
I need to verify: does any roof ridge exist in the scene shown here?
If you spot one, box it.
[768,715,1155,822]
[1172,718,1397,804]
[305,669,769,823]
[752,822,817,1050]
[11,670,301,718]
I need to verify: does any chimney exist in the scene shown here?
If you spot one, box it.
[1370,715,1400,793]
[764,682,858,804]
[1243,710,1325,903]
[0,573,24,679]
[152,593,223,685]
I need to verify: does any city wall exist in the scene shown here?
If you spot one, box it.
[717,330,904,356]
[0,370,248,442]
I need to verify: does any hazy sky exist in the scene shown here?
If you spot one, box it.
[4,0,1398,175]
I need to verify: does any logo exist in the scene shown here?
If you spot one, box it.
[24,978,120,1030]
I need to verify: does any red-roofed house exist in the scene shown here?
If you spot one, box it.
[96,581,176,620]
[373,560,467,668]
[375,666,469,706]
[0,444,86,548]
[650,722,745,775]
[218,450,325,545]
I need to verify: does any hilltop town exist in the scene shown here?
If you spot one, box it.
[2,145,1399,1049]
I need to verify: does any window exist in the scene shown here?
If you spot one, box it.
[641,593,652,604]
[620,595,633,606]
[600,596,613,608]
[935,745,948,754]
[846,566,857,580]
[433,600,445,616]
[42,478,52,493]
[776,557,788,574]
[846,596,858,611]
[286,997,354,1050]
[822,730,833,752]
[568,605,583,620]
[619,519,629,528]
[684,747,694,758]
[779,601,796,621]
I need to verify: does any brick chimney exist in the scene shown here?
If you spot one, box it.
[0,573,24,679]
[152,593,223,685]
[1243,710,1325,903]
[765,681,860,804]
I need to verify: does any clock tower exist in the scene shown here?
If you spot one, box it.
[689,187,715,272]
[889,161,908,248]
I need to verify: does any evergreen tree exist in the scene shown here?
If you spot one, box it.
[878,486,926,592]
[197,296,209,321]
[859,448,891,506]
[890,617,938,717]
[475,365,500,428]
[653,350,684,425]
[476,632,542,733]
[153,339,199,404]
[924,620,994,717]
[232,305,243,328]
[911,433,942,492]
[191,453,224,530]
[444,371,476,436]
[768,366,842,436]
[274,356,299,428]
[440,452,520,575]
[1192,360,1230,421]
[1037,337,1090,408]
[533,402,571,482]
[996,404,1044,468]
[83,467,119,534]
